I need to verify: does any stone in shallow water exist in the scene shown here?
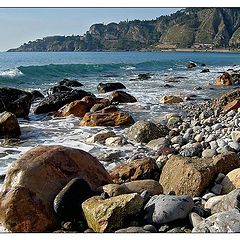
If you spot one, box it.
[144,194,194,224]
[192,209,240,233]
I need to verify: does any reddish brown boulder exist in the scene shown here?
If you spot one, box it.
[215,72,233,86]
[110,157,160,184]
[223,98,240,112]
[159,153,240,197]
[108,91,137,103]
[0,145,112,232]
[160,95,183,104]
[79,106,134,127]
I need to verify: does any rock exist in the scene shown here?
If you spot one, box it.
[31,90,44,100]
[59,79,83,87]
[97,82,126,93]
[108,91,137,103]
[215,173,226,184]
[143,224,157,233]
[194,133,203,142]
[82,193,143,232]
[192,209,240,233]
[202,149,217,158]
[127,120,168,143]
[34,89,93,114]
[0,112,21,138]
[0,145,112,232]
[110,157,160,184]
[80,106,134,127]
[86,130,116,144]
[221,168,240,194]
[144,195,194,224]
[146,137,171,151]
[167,116,182,129]
[231,131,240,142]
[202,193,216,201]
[90,103,106,113]
[159,153,240,197]
[180,142,203,157]
[0,87,32,117]
[53,178,95,220]
[215,72,233,86]
[49,85,72,94]
[160,95,183,104]
[201,69,210,73]
[228,141,240,151]
[187,62,197,68]
[115,227,149,233]
[189,212,204,227]
[223,98,240,112]
[204,189,240,214]
[138,73,151,80]
[210,183,222,195]
[105,136,127,146]
[56,100,93,117]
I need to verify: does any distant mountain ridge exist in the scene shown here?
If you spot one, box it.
[8,8,240,52]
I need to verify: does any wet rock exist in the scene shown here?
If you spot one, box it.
[86,130,116,144]
[0,87,32,117]
[53,178,95,220]
[205,189,240,214]
[201,69,210,73]
[110,157,160,184]
[127,120,168,143]
[97,82,126,93]
[215,72,233,86]
[192,209,240,233]
[146,137,171,151]
[187,62,197,68]
[59,79,83,87]
[0,112,21,138]
[108,91,137,104]
[221,168,240,194]
[160,95,183,104]
[144,194,194,224]
[90,103,106,113]
[49,85,72,94]
[105,136,127,147]
[80,106,134,127]
[31,90,44,100]
[138,73,151,80]
[97,151,120,162]
[34,89,93,114]
[0,145,112,232]
[159,153,240,197]
[82,193,143,232]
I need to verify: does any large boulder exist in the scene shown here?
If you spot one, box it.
[0,145,112,232]
[221,168,240,194]
[82,193,144,232]
[79,106,134,127]
[34,90,93,114]
[215,72,233,86]
[144,195,194,224]
[97,82,126,93]
[159,153,240,197]
[205,189,240,214]
[127,120,169,143]
[0,88,32,117]
[192,209,240,233]
[110,157,160,184]
[108,91,137,104]
[223,98,240,112]
[0,111,21,138]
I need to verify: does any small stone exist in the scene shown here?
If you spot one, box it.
[228,141,240,151]
[143,225,157,233]
[194,133,203,142]
[209,140,218,150]
[180,142,202,157]
[205,134,216,142]
[210,184,222,195]
[231,131,240,142]
[189,212,203,228]
[216,139,227,148]
[202,192,216,201]
[215,173,225,184]
[221,168,240,194]
[212,123,222,131]
[105,136,127,146]
[158,224,170,232]
[227,110,236,117]
[86,131,116,143]
[202,149,217,158]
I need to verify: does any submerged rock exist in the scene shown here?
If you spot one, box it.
[97,82,126,93]
[0,145,112,232]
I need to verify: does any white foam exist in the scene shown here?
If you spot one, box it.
[0,68,24,78]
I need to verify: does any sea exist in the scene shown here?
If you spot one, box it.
[0,51,240,187]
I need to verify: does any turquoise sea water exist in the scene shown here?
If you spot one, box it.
[0,51,240,179]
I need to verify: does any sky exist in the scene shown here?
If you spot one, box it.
[0,8,181,51]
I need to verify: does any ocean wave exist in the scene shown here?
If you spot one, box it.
[0,68,24,78]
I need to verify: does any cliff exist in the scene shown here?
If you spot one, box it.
[8,8,240,52]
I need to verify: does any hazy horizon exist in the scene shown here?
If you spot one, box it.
[0,8,181,51]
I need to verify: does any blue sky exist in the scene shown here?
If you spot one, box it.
[0,8,181,51]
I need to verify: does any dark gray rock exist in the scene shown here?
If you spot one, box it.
[54,177,94,220]
[34,89,93,114]
[0,87,32,117]
[144,194,194,224]
[59,79,83,87]
[97,82,126,93]
[115,226,149,233]
[143,224,157,233]
[49,85,72,94]
[31,90,44,101]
